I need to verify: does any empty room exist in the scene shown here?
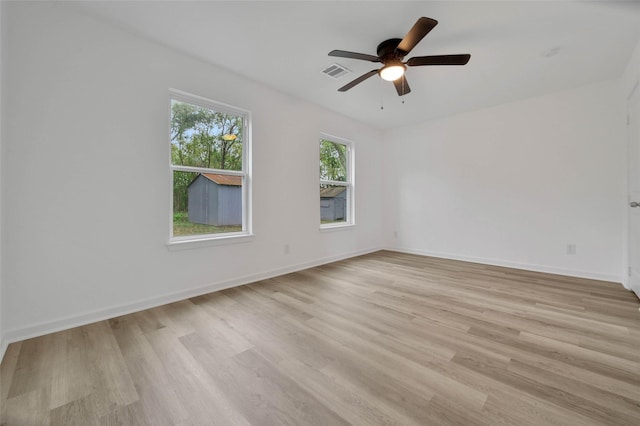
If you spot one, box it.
[1,1,640,425]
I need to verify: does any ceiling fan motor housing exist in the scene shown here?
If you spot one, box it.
[377,38,404,63]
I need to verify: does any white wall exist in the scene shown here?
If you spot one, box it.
[621,38,640,99]
[1,2,383,343]
[384,79,626,281]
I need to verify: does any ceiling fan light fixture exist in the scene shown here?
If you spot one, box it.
[379,63,406,81]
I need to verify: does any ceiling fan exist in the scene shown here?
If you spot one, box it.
[328,17,470,96]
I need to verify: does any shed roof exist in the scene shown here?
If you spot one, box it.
[202,173,242,186]
[320,187,346,198]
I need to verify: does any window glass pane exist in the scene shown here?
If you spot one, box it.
[171,100,243,171]
[320,184,348,224]
[320,139,347,181]
[173,171,243,237]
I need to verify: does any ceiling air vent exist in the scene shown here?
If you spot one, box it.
[321,63,351,79]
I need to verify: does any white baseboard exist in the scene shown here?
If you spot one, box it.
[0,247,380,362]
[386,247,624,284]
[621,275,630,290]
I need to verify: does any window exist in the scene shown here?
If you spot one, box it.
[169,90,251,242]
[320,136,353,227]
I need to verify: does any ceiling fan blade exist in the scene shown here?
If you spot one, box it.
[393,75,411,96]
[329,50,381,62]
[395,17,438,56]
[406,54,471,67]
[338,70,379,92]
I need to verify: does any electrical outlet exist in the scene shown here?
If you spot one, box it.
[284,244,290,255]
[393,231,398,238]
[566,244,576,255]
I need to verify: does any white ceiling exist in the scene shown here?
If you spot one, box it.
[70,1,640,129]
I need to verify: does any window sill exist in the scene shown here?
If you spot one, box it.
[320,223,355,232]
[167,233,254,251]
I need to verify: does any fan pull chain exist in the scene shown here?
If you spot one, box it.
[380,77,384,110]
[402,77,405,104]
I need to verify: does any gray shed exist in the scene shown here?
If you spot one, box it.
[320,187,347,222]
[188,173,242,226]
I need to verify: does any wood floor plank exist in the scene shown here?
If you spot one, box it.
[2,386,51,426]
[2,250,639,425]
[108,317,188,425]
[276,357,420,426]
[144,328,250,426]
[48,328,93,410]
[49,393,101,426]
[98,400,147,426]
[481,389,603,426]
[507,358,640,421]
[425,395,493,426]
[81,321,139,417]
[306,317,489,411]
[320,357,437,423]
[180,333,345,426]
[0,342,21,402]
[6,334,56,399]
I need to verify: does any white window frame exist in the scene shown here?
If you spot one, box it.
[168,89,252,248]
[319,134,355,230]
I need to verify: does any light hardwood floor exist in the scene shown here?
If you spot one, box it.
[1,251,639,425]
